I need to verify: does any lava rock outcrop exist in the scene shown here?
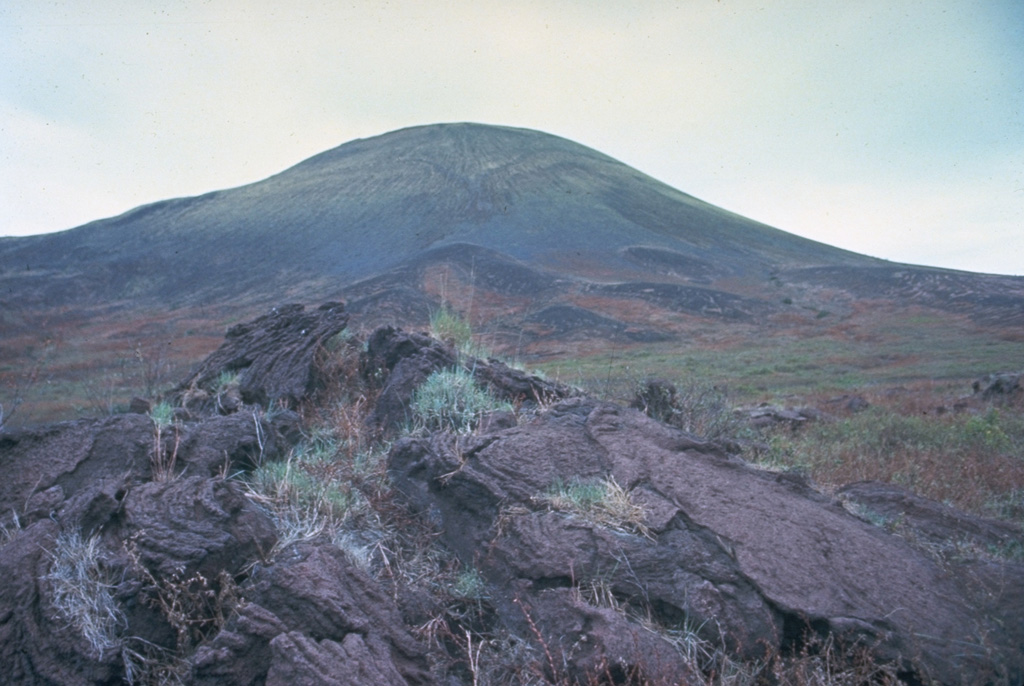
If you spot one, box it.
[1,302,1021,685]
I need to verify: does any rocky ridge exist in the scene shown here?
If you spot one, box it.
[0,303,1021,685]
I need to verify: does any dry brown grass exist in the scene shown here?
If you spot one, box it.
[0,304,231,426]
[760,389,1024,520]
[537,476,652,539]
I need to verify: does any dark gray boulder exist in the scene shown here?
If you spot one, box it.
[973,371,1022,400]
[0,414,155,536]
[838,480,1024,552]
[176,302,349,408]
[265,632,412,686]
[193,544,432,686]
[118,476,277,580]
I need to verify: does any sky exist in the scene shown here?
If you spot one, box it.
[2,1,1022,275]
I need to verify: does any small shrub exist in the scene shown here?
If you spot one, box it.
[309,332,366,409]
[411,367,510,434]
[122,541,235,685]
[452,567,487,600]
[129,548,239,650]
[632,378,747,443]
[149,401,175,428]
[149,403,181,482]
[961,409,1013,454]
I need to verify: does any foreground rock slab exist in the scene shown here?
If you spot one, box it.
[390,397,1024,684]
[192,544,431,686]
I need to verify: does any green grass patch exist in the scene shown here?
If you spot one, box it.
[246,426,385,559]
[411,367,511,434]
[451,567,488,600]
[213,370,239,393]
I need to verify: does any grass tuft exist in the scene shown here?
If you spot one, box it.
[148,401,175,428]
[632,377,749,443]
[540,476,650,538]
[149,404,181,482]
[430,306,476,354]
[213,370,239,394]
[411,367,512,434]
[46,530,125,658]
[452,567,488,600]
